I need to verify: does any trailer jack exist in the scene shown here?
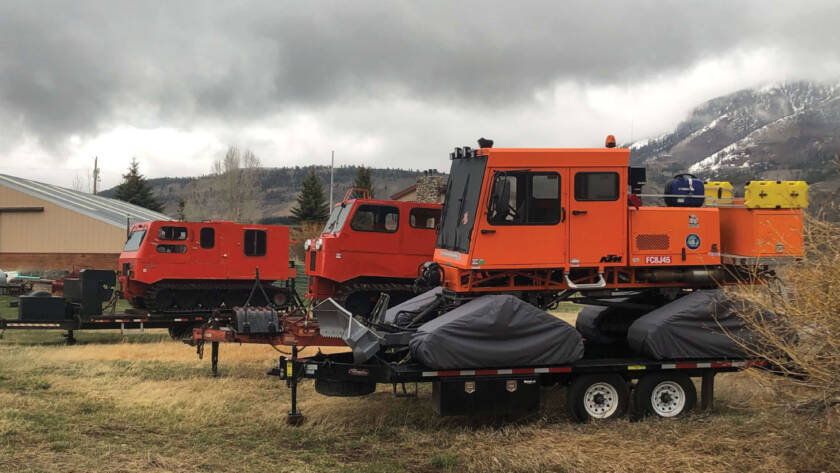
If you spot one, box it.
[701,372,715,411]
[195,340,221,377]
[211,341,220,377]
[286,345,304,426]
[393,382,418,398]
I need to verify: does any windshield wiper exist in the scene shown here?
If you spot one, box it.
[456,175,470,227]
[325,204,346,233]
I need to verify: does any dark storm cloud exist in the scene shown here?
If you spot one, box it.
[0,0,838,146]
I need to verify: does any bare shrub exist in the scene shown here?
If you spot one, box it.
[183,146,262,223]
[290,221,324,262]
[733,216,840,411]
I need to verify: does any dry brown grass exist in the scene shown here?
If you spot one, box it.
[3,327,840,473]
[3,229,840,473]
[733,216,840,412]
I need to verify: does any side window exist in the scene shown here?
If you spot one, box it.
[158,226,188,240]
[157,244,187,254]
[350,205,399,233]
[488,172,560,225]
[409,207,441,229]
[574,172,619,201]
[200,227,215,249]
[528,174,561,224]
[244,229,267,256]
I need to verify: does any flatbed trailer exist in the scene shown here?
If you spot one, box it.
[268,350,766,423]
[0,312,208,343]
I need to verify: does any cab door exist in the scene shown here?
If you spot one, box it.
[339,203,402,277]
[471,169,567,268]
[402,205,441,256]
[568,169,626,267]
[194,224,223,277]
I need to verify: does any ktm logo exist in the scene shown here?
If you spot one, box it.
[599,254,622,263]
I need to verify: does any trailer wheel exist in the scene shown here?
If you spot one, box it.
[566,374,629,423]
[314,378,376,397]
[271,290,289,308]
[632,373,696,420]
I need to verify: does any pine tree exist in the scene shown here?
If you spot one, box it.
[176,198,186,221]
[114,158,164,212]
[291,170,330,223]
[352,166,375,198]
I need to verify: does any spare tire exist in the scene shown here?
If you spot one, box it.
[26,290,52,298]
[314,378,376,397]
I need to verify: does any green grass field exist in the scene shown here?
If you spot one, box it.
[1,295,838,472]
[0,295,18,320]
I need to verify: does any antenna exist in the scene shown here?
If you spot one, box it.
[92,156,100,195]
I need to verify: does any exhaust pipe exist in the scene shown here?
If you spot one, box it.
[637,268,729,284]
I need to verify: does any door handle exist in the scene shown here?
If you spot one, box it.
[481,229,496,234]
[572,210,588,216]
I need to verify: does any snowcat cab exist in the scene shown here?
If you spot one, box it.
[430,139,804,306]
[305,189,442,315]
[119,221,296,312]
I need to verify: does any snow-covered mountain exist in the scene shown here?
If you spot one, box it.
[628,81,840,216]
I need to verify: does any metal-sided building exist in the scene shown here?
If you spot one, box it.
[0,174,171,271]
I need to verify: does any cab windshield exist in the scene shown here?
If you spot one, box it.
[123,230,146,252]
[323,204,351,234]
[436,155,487,253]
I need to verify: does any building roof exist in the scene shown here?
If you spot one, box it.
[0,173,172,229]
[390,183,417,200]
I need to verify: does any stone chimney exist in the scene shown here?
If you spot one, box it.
[415,170,445,203]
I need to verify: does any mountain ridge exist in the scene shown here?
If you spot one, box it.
[100,165,437,221]
[103,80,839,220]
[627,80,839,216]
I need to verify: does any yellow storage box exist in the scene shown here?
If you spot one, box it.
[704,181,734,205]
[744,180,808,209]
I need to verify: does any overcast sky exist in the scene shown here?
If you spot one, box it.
[1,1,839,189]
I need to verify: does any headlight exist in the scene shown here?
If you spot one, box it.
[304,239,311,251]
[315,238,323,250]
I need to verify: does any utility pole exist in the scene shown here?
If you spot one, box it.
[92,156,100,195]
[329,150,335,207]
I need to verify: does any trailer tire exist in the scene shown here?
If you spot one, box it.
[632,373,696,420]
[566,374,629,423]
[314,378,376,397]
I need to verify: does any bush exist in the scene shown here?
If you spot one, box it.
[734,216,840,412]
[290,221,324,262]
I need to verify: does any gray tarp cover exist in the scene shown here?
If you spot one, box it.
[383,287,443,326]
[576,305,622,344]
[627,290,751,360]
[410,294,584,369]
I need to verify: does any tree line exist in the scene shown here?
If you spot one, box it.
[112,148,377,226]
